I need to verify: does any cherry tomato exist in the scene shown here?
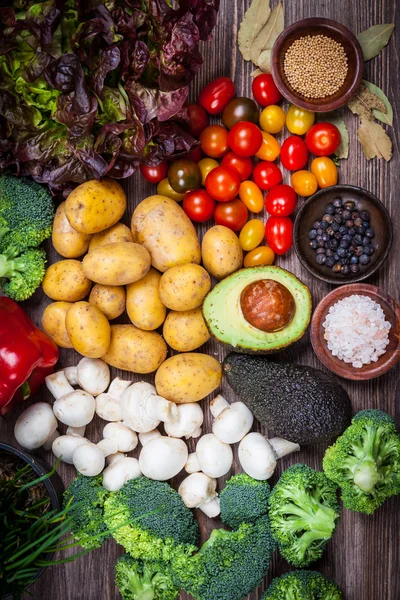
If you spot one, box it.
[221,152,253,181]
[214,199,248,231]
[239,219,265,251]
[200,124,229,158]
[222,97,259,129]
[252,73,282,107]
[185,146,203,163]
[239,180,264,213]
[253,162,282,191]
[280,136,309,171]
[255,131,281,161]
[140,162,168,184]
[259,105,286,134]
[244,245,275,267]
[228,121,263,157]
[157,178,185,202]
[198,77,236,115]
[265,184,297,216]
[205,166,241,202]
[186,103,208,136]
[286,105,315,135]
[291,170,318,197]
[168,159,201,193]
[310,157,338,188]
[183,189,216,223]
[305,123,342,156]
[198,158,219,185]
[265,216,293,255]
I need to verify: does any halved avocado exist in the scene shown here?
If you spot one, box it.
[202,266,312,353]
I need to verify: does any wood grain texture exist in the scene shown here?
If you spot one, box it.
[1,1,399,599]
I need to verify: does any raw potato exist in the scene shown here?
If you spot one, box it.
[52,202,92,258]
[131,195,201,272]
[42,302,73,348]
[89,284,126,320]
[65,302,111,358]
[159,264,211,311]
[126,268,166,331]
[88,222,133,253]
[42,260,92,302]
[102,324,167,374]
[202,226,243,280]
[82,242,151,286]
[65,179,127,234]
[163,308,210,352]
[155,353,222,403]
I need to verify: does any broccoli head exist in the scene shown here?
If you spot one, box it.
[63,474,110,550]
[104,477,199,563]
[323,409,400,515]
[268,464,340,568]
[0,246,46,301]
[220,473,270,529]
[115,555,179,600]
[263,570,343,599]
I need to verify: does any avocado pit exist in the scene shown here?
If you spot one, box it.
[240,279,295,333]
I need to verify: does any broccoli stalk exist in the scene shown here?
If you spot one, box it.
[115,555,179,600]
[0,246,46,301]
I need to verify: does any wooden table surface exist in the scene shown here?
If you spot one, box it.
[1,1,399,599]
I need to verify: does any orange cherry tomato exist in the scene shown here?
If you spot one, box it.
[198,158,219,185]
[239,180,264,213]
[244,245,275,267]
[255,131,280,161]
[310,157,338,189]
[239,219,265,251]
[291,170,318,197]
[200,124,229,158]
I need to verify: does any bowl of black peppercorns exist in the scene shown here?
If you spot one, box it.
[293,185,393,285]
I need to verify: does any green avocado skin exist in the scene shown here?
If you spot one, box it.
[223,353,352,445]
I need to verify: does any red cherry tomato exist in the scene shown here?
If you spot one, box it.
[253,162,282,191]
[200,125,229,158]
[205,166,241,202]
[265,216,293,255]
[183,189,216,223]
[265,184,297,217]
[305,122,342,156]
[280,136,309,171]
[140,162,168,184]
[252,73,282,107]
[186,103,208,136]
[221,152,253,181]
[228,122,263,157]
[185,146,203,163]
[198,77,236,115]
[214,199,248,231]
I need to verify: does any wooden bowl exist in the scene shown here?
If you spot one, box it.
[271,18,364,111]
[311,284,400,380]
[293,185,393,285]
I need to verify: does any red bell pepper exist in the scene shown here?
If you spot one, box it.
[0,296,59,414]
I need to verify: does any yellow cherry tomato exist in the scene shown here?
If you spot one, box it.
[255,131,281,162]
[239,219,265,251]
[198,157,219,186]
[239,180,264,213]
[286,105,315,135]
[291,170,318,197]
[259,105,286,134]
[157,178,185,202]
[311,157,338,189]
[244,245,275,267]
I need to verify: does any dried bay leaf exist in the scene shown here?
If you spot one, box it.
[250,2,284,66]
[357,23,395,61]
[362,80,393,126]
[317,111,349,159]
[238,0,271,62]
[357,118,392,161]
[347,85,386,121]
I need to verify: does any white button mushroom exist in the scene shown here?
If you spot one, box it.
[164,403,204,440]
[95,393,122,422]
[138,429,161,447]
[14,402,58,450]
[238,433,300,480]
[97,438,119,456]
[103,422,138,453]
[53,390,95,427]
[185,452,201,474]
[121,382,179,433]
[210,395,253,444]
[42,429,60,450]
[108,377,131,399]
[107,452,127,465]
[73,442,106,476]
[66,425,86,437]
[45,371,74,400]
[52,434,90,464]
[178,472,220,517]
[102,457,142,492]
[139,436,188,481]
[195,434,233,478]
[77,357,110,396]
[64,366,78,385]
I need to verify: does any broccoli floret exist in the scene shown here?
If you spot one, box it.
[63,474,110,550]
[220,473,270,529]
[115,555,179,600]
[103,477,199,563]
[268,464,340,568]
[172,515,276,600]
[0,246,46,301]
[263,569,343,599]
[323,410,400,515]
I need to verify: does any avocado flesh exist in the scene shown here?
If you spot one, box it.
[202,266,312,353]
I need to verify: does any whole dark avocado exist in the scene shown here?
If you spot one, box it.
[223,354,352,445]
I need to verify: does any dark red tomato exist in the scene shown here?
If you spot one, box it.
[183,189,216,223]
[252,73,282,107]
[228,122,263,157]
[265,216,293,255]
[186,146,203,163]
[214,199,248,231]
[253,162,282,191]
[305,122,342,156]
[140,162,168,184]
[200,125,229,158]
[265,184,297,217]
[198,77,236,115]
[205,166,241,202]
[280,136,309,171]
[168,159,201,193]
[186,103,208,136]
[222,97,259,129]
[221,152,253,181]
